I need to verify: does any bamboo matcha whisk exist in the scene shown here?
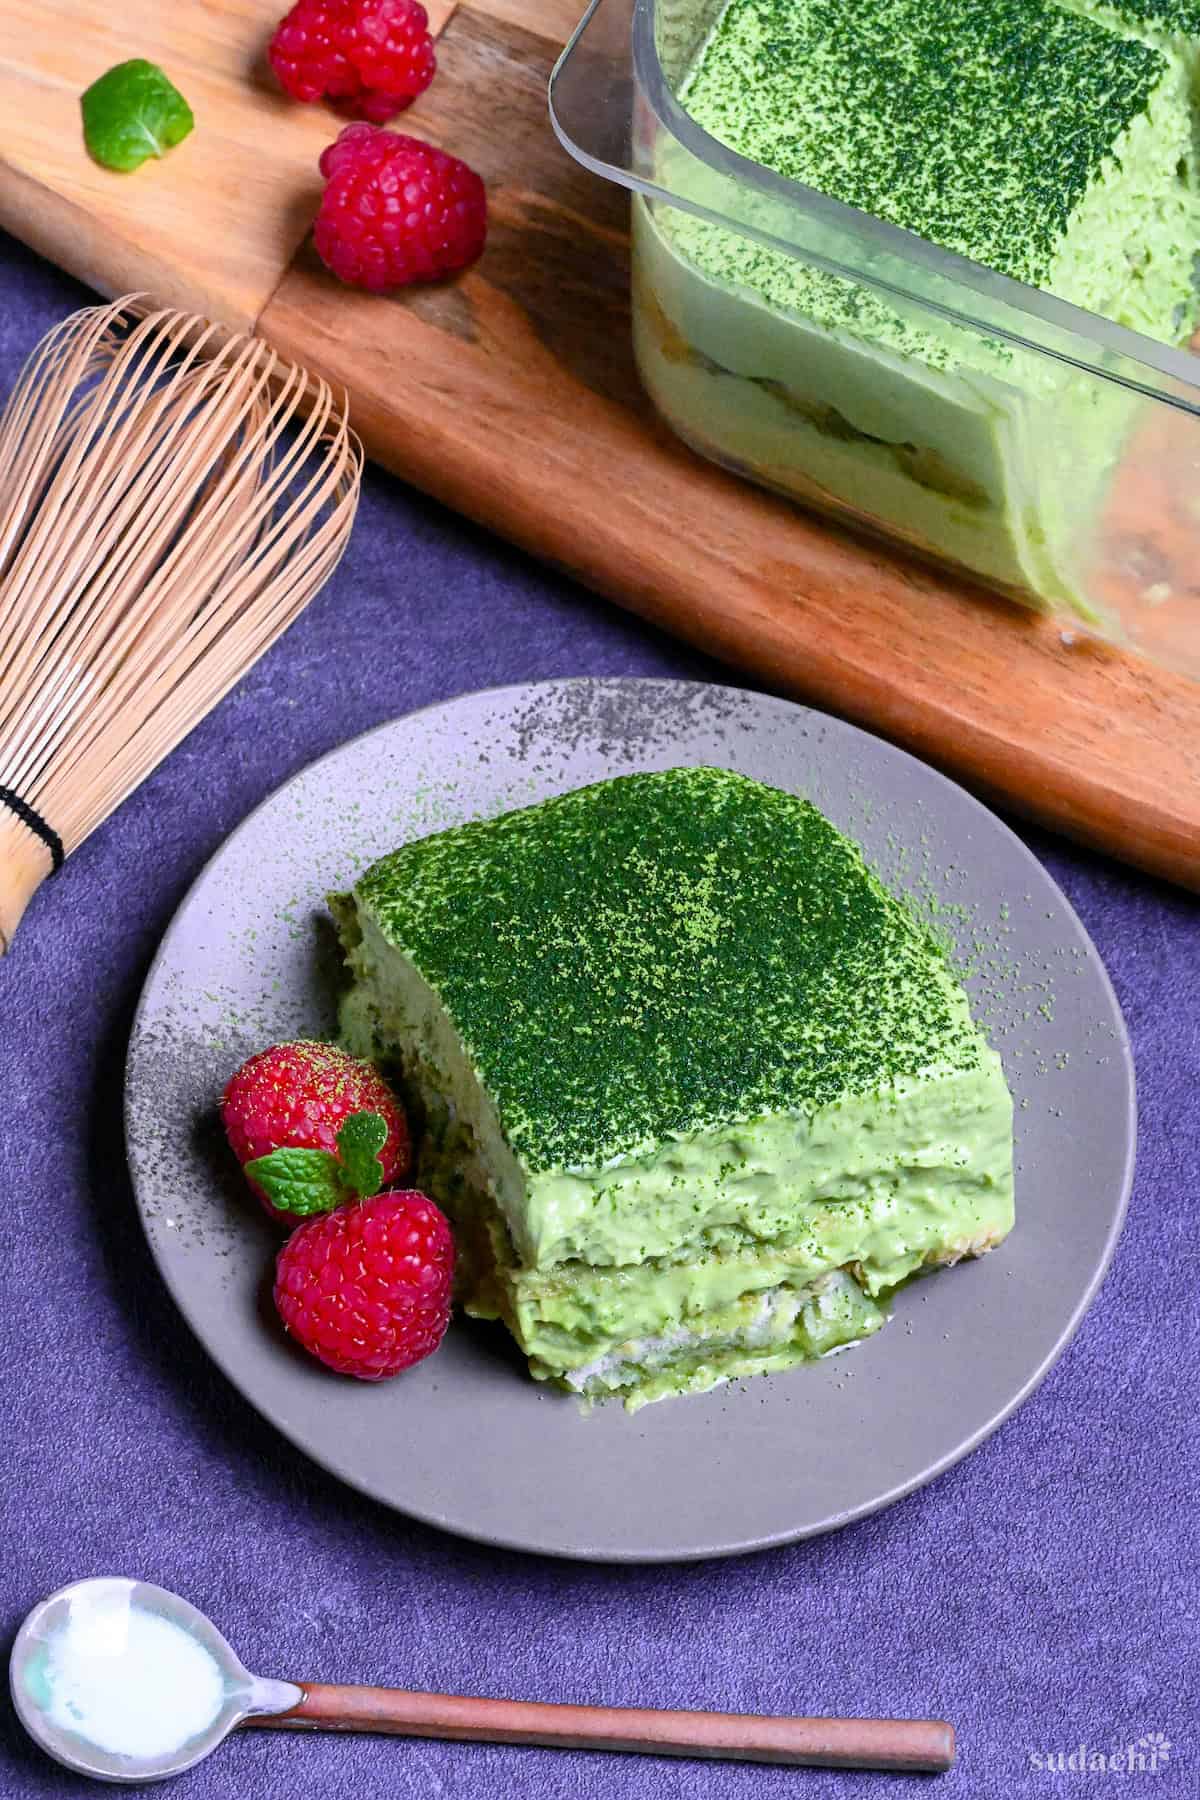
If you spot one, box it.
[0,297,361,952]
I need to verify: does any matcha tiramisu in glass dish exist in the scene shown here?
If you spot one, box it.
[550,0,1200,671]
[333,767,1014,1410]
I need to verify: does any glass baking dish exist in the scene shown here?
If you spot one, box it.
[549,0,1200,677]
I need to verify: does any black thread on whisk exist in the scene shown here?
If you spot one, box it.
[0,787,64,873]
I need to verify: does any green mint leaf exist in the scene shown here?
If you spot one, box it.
[335,1111,388,1200]
[245,1147,344,1217]
[81,60,194,174]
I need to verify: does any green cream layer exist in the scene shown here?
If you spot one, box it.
[334,768,1014,1406]
[637,0,1200,622]
[456,1180,1007,1400]
[554,1274,888,1412]
[633,205,1121,616]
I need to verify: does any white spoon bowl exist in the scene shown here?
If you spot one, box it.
[10,1577,300,1785]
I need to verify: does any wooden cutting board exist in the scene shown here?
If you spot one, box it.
[2,1,1199,889]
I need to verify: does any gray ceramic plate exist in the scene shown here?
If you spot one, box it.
[125,679,1135,1562]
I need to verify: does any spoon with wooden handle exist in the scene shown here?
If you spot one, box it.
[260,1680,954,1772]
[11,1579,954,1783]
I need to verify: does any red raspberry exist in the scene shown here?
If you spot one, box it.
[269,0,358,105]
[314,124,487,290]
[221,1041,410,1225]
[269,0,435,122]
[275,1190,454,1379]
[340,0,436,109]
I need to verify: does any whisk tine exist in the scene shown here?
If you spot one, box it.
[0,297,361,951]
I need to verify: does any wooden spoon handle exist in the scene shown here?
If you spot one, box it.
[248,1683,954,1772]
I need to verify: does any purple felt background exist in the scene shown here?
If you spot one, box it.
[0,235,1196,1800]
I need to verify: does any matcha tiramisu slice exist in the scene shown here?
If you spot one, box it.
[333,768,1014,1408]
[635,0,1200,621]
